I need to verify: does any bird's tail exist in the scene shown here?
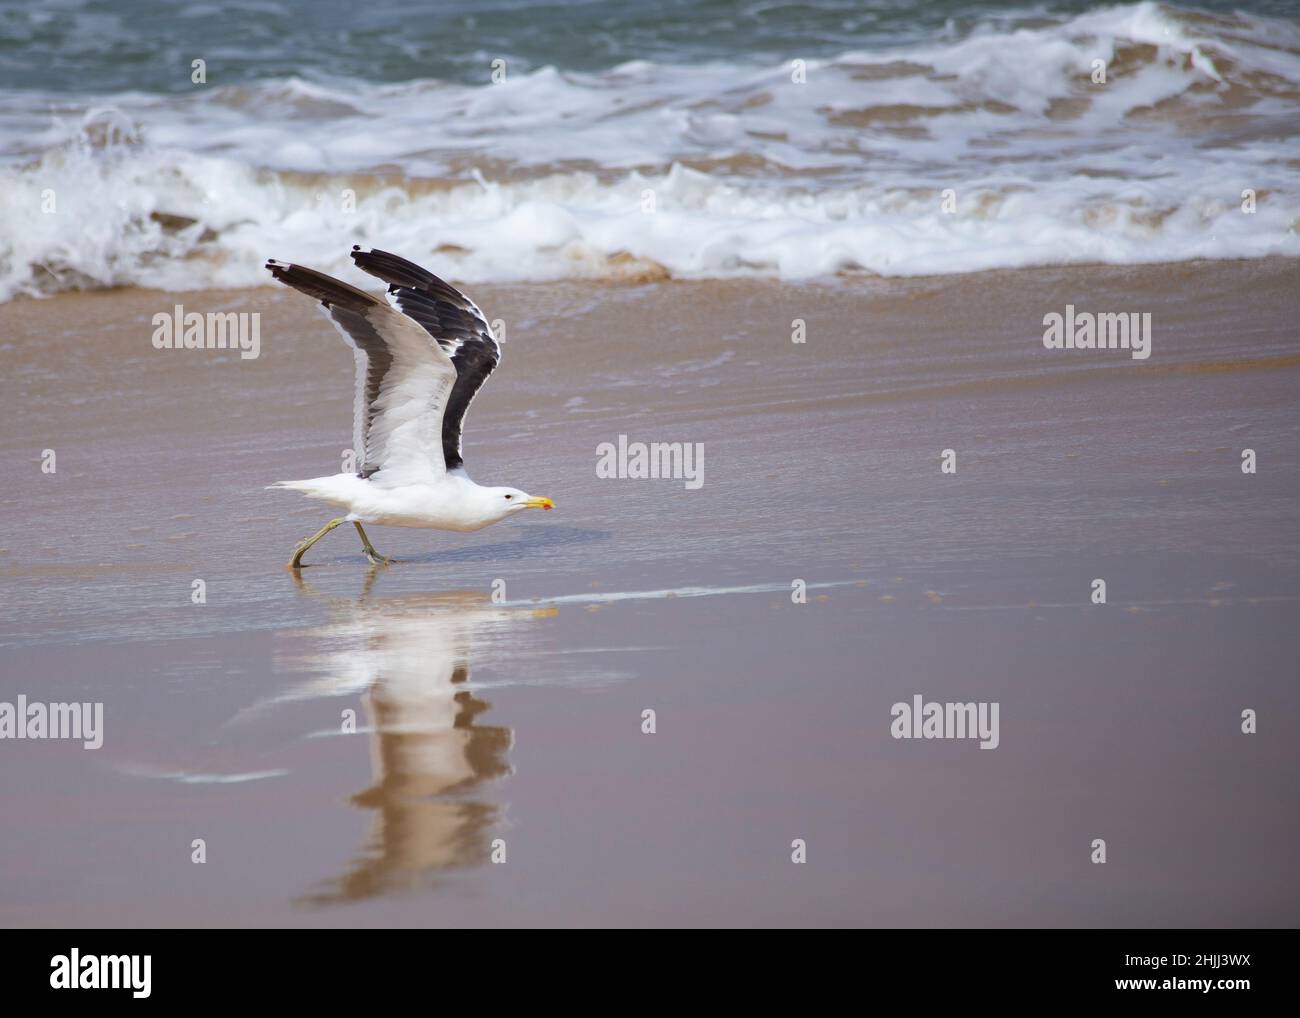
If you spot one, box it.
[267,476,358,509]
[267,478,331,498]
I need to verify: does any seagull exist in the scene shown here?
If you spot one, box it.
[266,247,553,568]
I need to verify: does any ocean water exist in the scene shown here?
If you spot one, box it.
[0,0,1298,298]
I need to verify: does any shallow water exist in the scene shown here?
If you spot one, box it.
[0,263,1297,925]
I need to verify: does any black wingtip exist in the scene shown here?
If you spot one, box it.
[263,259,377,310]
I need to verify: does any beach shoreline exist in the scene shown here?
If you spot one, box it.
[1,257,1297,925]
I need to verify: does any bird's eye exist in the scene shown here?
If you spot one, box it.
[504,494,513,500]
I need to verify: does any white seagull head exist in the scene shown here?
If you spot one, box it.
[476,486,554,522]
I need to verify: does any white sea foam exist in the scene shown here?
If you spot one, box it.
[0,3,1297,299]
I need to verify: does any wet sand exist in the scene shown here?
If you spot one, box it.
[0,259,1298,926]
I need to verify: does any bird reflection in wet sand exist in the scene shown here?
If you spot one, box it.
[282,569,522,904]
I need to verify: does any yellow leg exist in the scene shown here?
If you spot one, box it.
[288,517,346,569]
[353,521,394,565]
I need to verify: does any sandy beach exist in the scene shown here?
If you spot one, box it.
[1,258,1297,926]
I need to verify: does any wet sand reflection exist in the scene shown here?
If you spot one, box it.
[283,572,521,903]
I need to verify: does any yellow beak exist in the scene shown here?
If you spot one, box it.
[523,496,554,510]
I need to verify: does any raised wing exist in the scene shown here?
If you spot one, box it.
[266,258,457,484]
[349,247,501,475]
